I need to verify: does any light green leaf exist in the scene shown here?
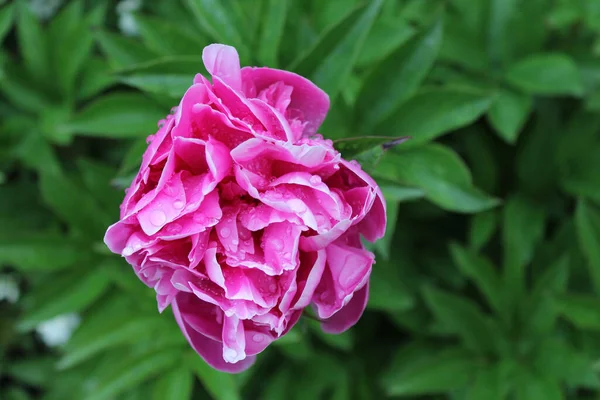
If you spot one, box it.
[383,346,478,396]
[373,144,500,213]
[95,30,159,69]
[0,234,81,271]
[18,268,110,331]
[376,87,492,146]
[506,53,584,96]
[290,0,384,100]
[16,0,47,80]
[423,286,499,353]
[120,74,192,99]
[183,0,248,61]
[575,200,600,292]
[469,210,498,251]
[152,366,193,400]
[440,15,487,73]
[515,372,563,400]
[502,194,547,302]
[449,243,504,315]
[0,2,15,43]
[487,89,532,144]
[78,57,117,101]
[356,19,416,67]
[186,352,241,400]
[257,0,288,67]
[133,14,206,56]
[65,92,167,139]
[467,364,511,400]
[86,350,181,400]
[487,0,519,67]
[557,294,600,331]
[357,18,442,129]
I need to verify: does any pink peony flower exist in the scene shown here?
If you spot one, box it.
[104,44,386,372]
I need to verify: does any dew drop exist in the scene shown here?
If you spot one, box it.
[268,283,277,292]
[192,103,203,113]
[309,175,321,185]
[150,210,167,226]
[232,239,239,245]
[166,223,182,234]
[273,239,283,251]
[193,213,207,224]
[283,252,291,260]
[220,227,231,238]
[252,333,264,343]
[272,191,283,199]
[316,213,327,225]
[122,246,134,256]
[173,200,184,210]
[224,348,238,362]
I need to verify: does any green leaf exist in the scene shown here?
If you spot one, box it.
[356,19,416,67]
[77,159,122,211]
[308,322,354,351]
[95,30,159,69]
[259,368,293,400]
[487,89,532,144]
[423,286,499,353]
[0,234,82,271]
[383,346,478,396]
[86,350,181,400]
[133,14,206,56]
[186,352,241,400]
[368,254,414,312]
[575,200,600,292]
[357,17,442,129]
[440,15,487,73]
[0,2,15,43]
[506,53,584,96]
[18,268,110,331]
[16,0,47,81]
[373,144,500,213]
[257,0,288,67]
[467,363,511,400]
[376,87,492,146]
[557,294,600,331]
[78,57,117,101]
[120,74,192,99]
[333,136,409,159]
[449,243,504,316]
[290,0,384,100]
[6,356,55,387]
[502,194,547,302]
[65,92,167,139]
[468,210,498,251]
[515,372,563,400]
[487,0,519,68]
[152,366,193,400]
[183,0,248,61]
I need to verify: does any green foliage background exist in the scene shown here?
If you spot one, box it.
[1,0,600,398]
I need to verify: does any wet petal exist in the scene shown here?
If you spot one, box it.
[202,44,242,91]
[320,283,369,334]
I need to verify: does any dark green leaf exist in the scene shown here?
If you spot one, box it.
[467,363,511,400]
[152,367,193,400]
[515,372,563,400]
[468,210,498,251]
[133,14,206,56]
[376,87,492,146]
[357,17,442,129]
[95,30,159,69]
[186,352,241,400]
[290,0,384,100]
[16,0,47,80]
[356,19,416,67]
[368,254,415,312]
[423,286,499,353]
[65,92,167,139]
[120,74,192,99]
[487,89,532,144]
[6,357,55,387]
[557,294,600,331]
[505,53,584,96]
[0,234,81,271]
[0,2,15,43]
[575,200,600,291]
[487,0,519,68]
[78,57,117,101]
[257,0,288,67]
[373,144,500,213]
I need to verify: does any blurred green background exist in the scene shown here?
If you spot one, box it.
[1,0,600,399]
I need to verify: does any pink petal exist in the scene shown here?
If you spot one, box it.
[202,44,242,91]
[320,283,369,334]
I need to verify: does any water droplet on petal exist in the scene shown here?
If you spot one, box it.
[220,227,231,238]
[283,252,291,260]
[192,103,203,113]
[232,239,239,245]
[173,200,184,210]
[193,213,207,224]
[272,191,283,199]
[273,239,283,251]
[166,223,182,234]
[224,348,238,362]
[122,246,134,256]
[150,210,167,226]
[316,213,327,225]
[268,283,277,292]
[309,175,321,185]
[252,333,264,343]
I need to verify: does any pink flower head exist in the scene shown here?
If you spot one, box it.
[104,44,386,372]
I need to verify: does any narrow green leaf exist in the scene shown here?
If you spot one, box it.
[120,74,192,99]
[186,352,241,400]
[467,364,510,400]
[0,235,81,271]
[575,200,600,291]
[368,255,415,312]
[423,286,499,353]
[183,0,248,61]
[356,19,416,67]
[78,57,117,101]
[557,294,600,331]
[502,194,547,302]
[383,346,478,396]
[65,92,167,139]
[334,136,409,158]
[260,369,293,400]
[6,357,55,387]
[515,372,563,400]
[18,268,110,331]
[0,2,15,43]
[469,210,498,251]
[258,0,288,67]
[290,0,384,100]
[506,53,584,96]
[152,367,193,400]
[16,0,47,80]
[373,144,500,213]
[449,243,504,315]
[487,0,519,68]
[487,89,532,144]
[86,350,181,400]
[95,30,159,69]
[376,87,492,146]
[133,14,206,56]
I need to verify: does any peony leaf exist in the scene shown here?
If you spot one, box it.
[575,200,600,291]
[505,53,584,96]
[487,89,532,144]
[186,352,241,400]
[16,0,47,81]
[257,0,288,67]
[95,30,159,69]
[357,17,443,129]
[556,294,600,331]
[133,14,207,56]
[0,1,15,43]
[468,210,498,252]
[290,0,384,100]
[0,234,82,272]
[356,19,416,67]
[152,367,194,400]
